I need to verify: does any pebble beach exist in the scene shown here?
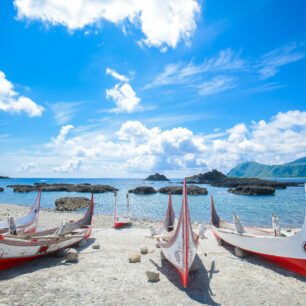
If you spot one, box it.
[0,203,305,306]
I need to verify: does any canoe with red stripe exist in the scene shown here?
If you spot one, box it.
[0,194,94,271]
[158,180,199,287]
[114,192,131,229]
[0,189,41,235]
[211,195,306,277]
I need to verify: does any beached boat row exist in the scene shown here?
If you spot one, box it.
[0,183,305,286]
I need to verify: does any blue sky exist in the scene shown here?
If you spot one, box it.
[0,0,305,178]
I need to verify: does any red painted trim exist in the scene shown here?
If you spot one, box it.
[114,222,129,229]
[247,250,306,277]
[212,228,306,277]
[0,234,90,271]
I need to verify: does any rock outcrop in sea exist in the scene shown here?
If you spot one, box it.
[186,169,300,189]
[158,185,208,195]
[228,185,275,195]
[128,186,157,194]
[7,183,117,193]
[55,197,91,211]
[144,173,169,181]
[0,187,3,192]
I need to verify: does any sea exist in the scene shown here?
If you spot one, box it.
[0,178,305,228]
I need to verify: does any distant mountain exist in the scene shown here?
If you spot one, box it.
[227,157,306,178]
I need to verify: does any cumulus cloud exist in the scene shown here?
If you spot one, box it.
[16,110,306,176]
[46,124,74,148]
[106,83,140,113]
[17,162,37,172]
[52,158,83,173]
[106,68,129,82]
[14,0,201,50]
[0,71,44,117]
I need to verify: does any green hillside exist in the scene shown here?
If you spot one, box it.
[227,157,306,178]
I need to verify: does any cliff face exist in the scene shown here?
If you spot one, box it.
[227,157,306,178]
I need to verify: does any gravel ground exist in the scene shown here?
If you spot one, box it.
[0,203,305,305]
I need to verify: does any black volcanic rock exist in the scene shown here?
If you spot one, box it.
[185,169,299,189]
[228,185,275,195]
[158,185,208,195]
[7,183,117,193]
[128,186,157,194]
[0,187,3,192]
[187,170,227,183]
[145,173,169,181]
[55,197,91,211]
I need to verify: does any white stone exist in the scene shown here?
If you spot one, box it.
[128,253,141,263]
[146,271,160,282]
[140,245,148,254]
[66,249,79,262]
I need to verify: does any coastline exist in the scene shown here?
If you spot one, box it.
[0,203,305,305]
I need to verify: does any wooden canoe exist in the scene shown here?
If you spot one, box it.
[157,180,199,287]
[211,195,306,276]
[0,194,94,271]
[0,189,41,235]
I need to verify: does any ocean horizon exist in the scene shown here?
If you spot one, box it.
[0,177,305,228]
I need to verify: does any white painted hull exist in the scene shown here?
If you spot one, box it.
[211,196,306,276]
[0,189,41,235]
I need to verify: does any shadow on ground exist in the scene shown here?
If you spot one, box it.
[0,237,96,281]
[150,254,220,305]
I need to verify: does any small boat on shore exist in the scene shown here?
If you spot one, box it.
[113,192,131,229]
[153,180,199,287]
[211,195,306,276]
[0,189,41,235]
[0,194,94,271]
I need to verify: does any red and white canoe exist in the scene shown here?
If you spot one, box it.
[113,192,131,229]
[211,195,306,277]
[157,181,199,287]
[0,194,94,271]
[0,189,41,235]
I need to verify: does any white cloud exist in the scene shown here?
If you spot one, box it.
[145,48,245,88]
[0,71,44,117]
[5,110,306,177]
[46,124,74,148]
[106,83,140,113]
[50,102,80,125]
[199,76,235,96]
[17,162,37,172]
[257,43,306,79]
[106,68,129,82]
[52,158,83,173]
[14,0,200,50]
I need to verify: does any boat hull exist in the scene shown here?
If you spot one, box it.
[0,228,92,271]
[212,227,306,277]
[114,222,128,229]
[158,182,199,288]
[0,195,94,271]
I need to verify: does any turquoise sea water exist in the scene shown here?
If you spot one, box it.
[0,178,305,227]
